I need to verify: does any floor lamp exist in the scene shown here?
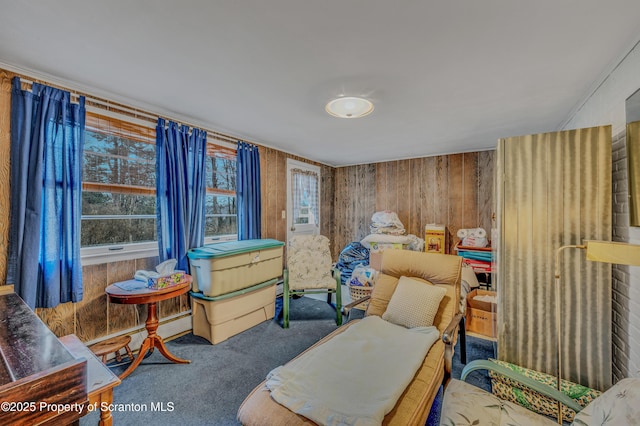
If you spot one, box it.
[554,240,640,424]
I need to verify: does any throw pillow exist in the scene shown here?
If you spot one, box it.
[382,276,446,328]
[572,378,640,425]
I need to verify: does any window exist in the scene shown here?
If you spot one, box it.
[81,112,157,248]
[205,144,237,240]
[81,111,238,262]
[286,159,321,241]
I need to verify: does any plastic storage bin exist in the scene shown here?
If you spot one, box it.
[187,239,284,297]
[190,279,277,344]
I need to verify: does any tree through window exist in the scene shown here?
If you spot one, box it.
[81,112,238,248]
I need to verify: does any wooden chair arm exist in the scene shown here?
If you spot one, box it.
[342,295,371,320]
[442,313,463,380]
[442,313,463,345]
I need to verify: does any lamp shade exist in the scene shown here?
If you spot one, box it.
[584,240,640,266]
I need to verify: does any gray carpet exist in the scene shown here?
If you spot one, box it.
[80,297,494,426]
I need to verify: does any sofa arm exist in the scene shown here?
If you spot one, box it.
[461,360,583,413]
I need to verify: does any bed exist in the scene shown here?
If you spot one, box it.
[237,249,463,426]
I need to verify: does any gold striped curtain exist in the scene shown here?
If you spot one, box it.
[496,125,612,390]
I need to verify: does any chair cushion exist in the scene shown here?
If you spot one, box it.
[381,249,462,286]
[572,377,640,426]
[367,273,401,317]
[287,235,336,290]
[367,250,461,334]
[382,276,446,328]
[441,379,557,426]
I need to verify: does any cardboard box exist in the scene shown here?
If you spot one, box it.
[425,224,448,254]
[466,289,497,338]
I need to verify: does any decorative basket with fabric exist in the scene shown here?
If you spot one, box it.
[347,265,378,311]
[488,359,602,422]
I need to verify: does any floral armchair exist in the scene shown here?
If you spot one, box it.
[282,234,342,328]
[440,360,640,425]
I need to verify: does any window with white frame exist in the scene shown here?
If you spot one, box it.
[204,144,238,241]
[81,112,239,260]
[81,112,157,248]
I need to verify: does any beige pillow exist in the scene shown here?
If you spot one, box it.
[382,276,447,328]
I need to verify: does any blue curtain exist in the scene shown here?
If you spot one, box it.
[156,118,207,271]
[7,77,85,309]
[236,141,261,240]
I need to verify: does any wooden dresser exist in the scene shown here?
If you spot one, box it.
[0,293,87,425]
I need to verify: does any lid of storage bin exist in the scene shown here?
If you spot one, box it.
[189,278,277,301]
[187,239,284,259]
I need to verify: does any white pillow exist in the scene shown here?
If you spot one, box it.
[382,276,447,328]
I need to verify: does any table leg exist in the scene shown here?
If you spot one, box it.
[98,390,114,426]
[118,302,190,380]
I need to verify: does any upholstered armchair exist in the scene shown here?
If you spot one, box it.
[282,234,342,328]
[440,360,640,425]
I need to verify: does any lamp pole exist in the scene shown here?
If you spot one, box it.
[553,244,585,425]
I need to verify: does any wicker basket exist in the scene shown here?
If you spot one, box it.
[348,284,373,310]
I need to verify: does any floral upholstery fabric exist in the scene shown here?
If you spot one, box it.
[287,235,337,290]
[440,379,557,426]
[441,376,640,426]
[488,358,601,422]
[572,378,640,426]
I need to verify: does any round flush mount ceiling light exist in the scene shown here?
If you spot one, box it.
[325,96,374,118]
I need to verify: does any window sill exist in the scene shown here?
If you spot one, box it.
[81,242,159,266]
[203,234,238,244]
[80,236,238,266]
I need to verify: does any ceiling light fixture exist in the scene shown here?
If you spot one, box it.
[325,96,374,118]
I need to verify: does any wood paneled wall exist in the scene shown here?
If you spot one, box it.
[0,72,11,285]
[333,151,494,257]
[259,146,335,251]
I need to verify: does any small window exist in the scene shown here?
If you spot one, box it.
[286,159,321,242]
[205,144,238,241]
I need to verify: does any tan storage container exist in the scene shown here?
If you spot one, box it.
[188,239,284,297]
[191,279,276,344]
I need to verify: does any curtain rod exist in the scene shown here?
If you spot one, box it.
[11,72,242,149]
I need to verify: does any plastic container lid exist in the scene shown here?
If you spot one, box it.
[187,239,284,259]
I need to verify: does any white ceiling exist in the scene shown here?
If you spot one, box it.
[1,1,640,166]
